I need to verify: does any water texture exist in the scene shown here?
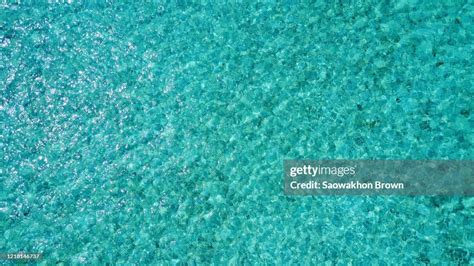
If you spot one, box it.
[1,1,473,264]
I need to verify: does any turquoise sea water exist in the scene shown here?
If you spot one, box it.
[1,1,473,264]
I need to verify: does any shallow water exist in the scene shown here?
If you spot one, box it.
[1,2,473,264]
